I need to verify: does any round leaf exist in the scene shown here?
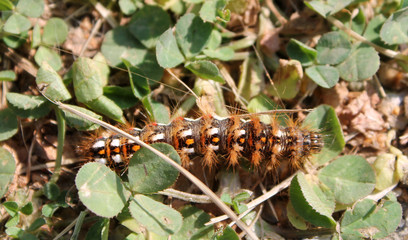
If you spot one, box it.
[129,194,183,236]
[336,44,380,82]
[128,143,180,194]
[34,46,63,71]
[72,57,104,103]
[75,162,131,218]
[42,18,68,45]
[302,105,345,165]
[0,108,18,141]
[172,206,214,240]
[156,28,185,68]
[341,198,402,239]
[175,13,212,59]
[16,0,44,18]
[6,93,51,119]
[0,147,16,198]
[319,155,376,204]
[128,5,171,49]
[185,60,225,83]
[287,39,317,67]
[36,62,71,101]
[4,13,31,34]
[380,7,408,45]
[101,26,147,66]
[290,173,336,228]
[316,31,351,65]
[86,95,125,123]
[305,65,339,88]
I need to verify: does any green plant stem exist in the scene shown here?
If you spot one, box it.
[70,210,88,240]
[50,107,65,183]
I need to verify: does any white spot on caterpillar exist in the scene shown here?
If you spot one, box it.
[92,140,105,149]
[110,138,120,147]
[95,158,107,165]
[238,130,246,136]
[209,144,219,151]
[209,128,219,135]
[182,147,195,154]
[181,129,192,137]
[112,154,122,163]
[151,133,165,141]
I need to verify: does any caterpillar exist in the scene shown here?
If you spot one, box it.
[82,114,323,172]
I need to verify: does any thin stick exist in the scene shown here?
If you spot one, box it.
[53,101,259,240]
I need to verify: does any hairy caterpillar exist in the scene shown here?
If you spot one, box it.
[81,114,323,172]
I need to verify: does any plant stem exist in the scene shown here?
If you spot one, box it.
[50,107,65,183]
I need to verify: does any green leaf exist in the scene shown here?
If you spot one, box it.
[305,65,339,88]
[42,203,59,218]
[351,8,365,35]
[221,193,233,205]
[199,0,228,23]
[118,0,138,15]
[302,105,345,165]
[267,59,301,100]
[73,57,104,103]
[123,58,150,99]
[0,108,18,141]
[42,18,68,45]
[0,147,16,197]
[247,94,286,124]
[36,62,71,101]
[380,7,408,44]
[214,226,239,240]
[203,47,234,61]
[19,202,33,216]
[31,23,41,48]
[175,13,212,59]
[172,206,214,240]
[43,182,60,201]
[3,201,19,216]
[16,0,44,18]
[142,97,170,124]
[4,13,31,34]
[85,218,110,240]
[128,5,171,49]
[103,86,139,109]
[287,201,308,230]
[63,104,102,131]
[92,53,110,86]
[27,218,46,232]
[0,0,13,10]
[185,60,225,83]
[364,15,397,50]
[316,31,351,65]
[336,44,380,81]
[156,28,185,68]
[6,93,51,119]
[341,198,402,239]
[34,46,63,71]
[5,227,23,238]
[75,162,131,218]
[129,194,183,236]
[128,143,180,194]
[305,0,354,17]
[6,214,20,228]
[86,95,125,123]
[3,30,28,49]
[290,173,336,228]
[319,155,376,204]
[286,39,317,67]
[101,26,147,66]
